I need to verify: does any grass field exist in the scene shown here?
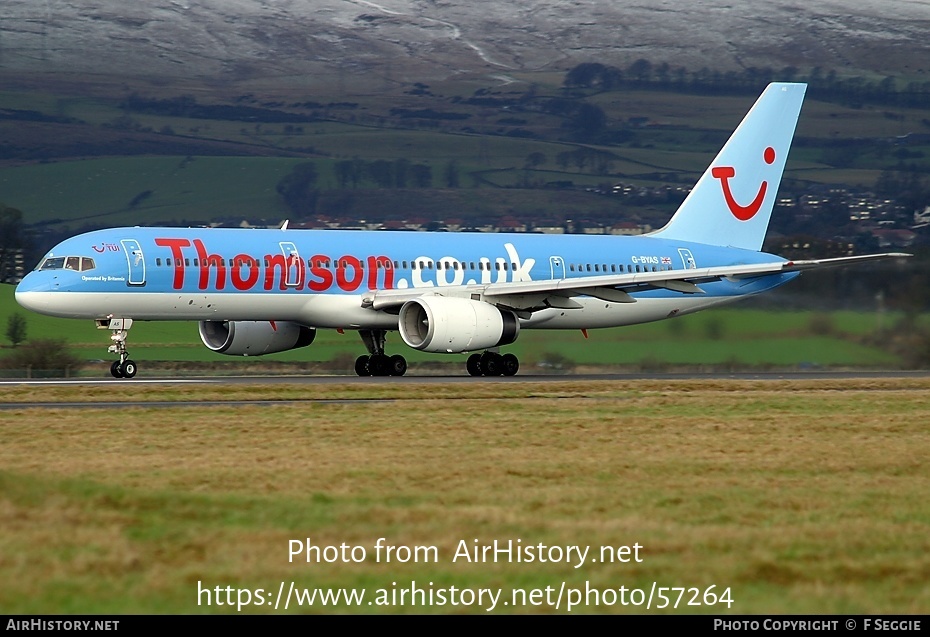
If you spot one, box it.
[0,284,917,374]
[1,378,928,614]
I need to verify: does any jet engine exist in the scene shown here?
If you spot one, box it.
[398,296,519,353]
[199,320,316,356]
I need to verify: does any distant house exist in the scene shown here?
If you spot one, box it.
[609,221,651,235]
[404,217,429,231]
[872,228,917,248]
[496,216,527,232]
[0,248,24,284]
[534,225,565,234]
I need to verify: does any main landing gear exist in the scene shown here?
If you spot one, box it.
[355,329,407,377]
[466,351,520,377]
[97,318,138,379]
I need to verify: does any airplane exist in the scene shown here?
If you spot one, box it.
[14,82,911,379]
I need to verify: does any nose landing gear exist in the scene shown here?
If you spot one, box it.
[98,318,138,379]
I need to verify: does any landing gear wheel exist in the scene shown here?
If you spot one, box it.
[356,330,406,378]
[355,355,371,377]
[480,352,502,376]
[389,354,407,377]
[119,360,138,379]
[110,361,124,378]
[466,353,482,377]
[501,353,520,377]
[368,354,390,376]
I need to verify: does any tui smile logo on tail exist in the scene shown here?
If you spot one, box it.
[711,146,776,221]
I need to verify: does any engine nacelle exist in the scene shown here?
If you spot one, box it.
[199,320,316,356]
[398,296,520,353]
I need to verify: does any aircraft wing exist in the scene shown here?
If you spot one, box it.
[365,252,911,312]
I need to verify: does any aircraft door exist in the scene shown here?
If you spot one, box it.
[678,248,697,269]
[279,241,302,287]
[120,239,146,286]
[549,256,566,280]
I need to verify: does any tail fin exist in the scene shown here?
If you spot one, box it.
[651,82,807,251]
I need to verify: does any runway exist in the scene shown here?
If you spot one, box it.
[1,369,929,387]
[1,370,928,410]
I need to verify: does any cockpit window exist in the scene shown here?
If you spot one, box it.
[38,257,65,270]
[37,256,96,272]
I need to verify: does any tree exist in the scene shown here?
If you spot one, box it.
[628,58,652,83]
[564,62,607,88]
[366,160,394,188]
[276,162,319,215]
[444,161,460,188]
[410,164,432,188]
[6,313,26,348]
[524,152,547,169]
[393,158,410,188]
[334,160,356,188]
[570,103,607,137]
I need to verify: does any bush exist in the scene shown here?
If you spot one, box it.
[0,338,84,377]
[808,313,836,336]
[704,317,725,340]
[537,351,576,372]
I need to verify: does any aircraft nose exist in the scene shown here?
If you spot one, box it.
[14,273,51,312]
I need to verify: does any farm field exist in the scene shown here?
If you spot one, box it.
[4,83,930,240]
[0,378,928,614]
